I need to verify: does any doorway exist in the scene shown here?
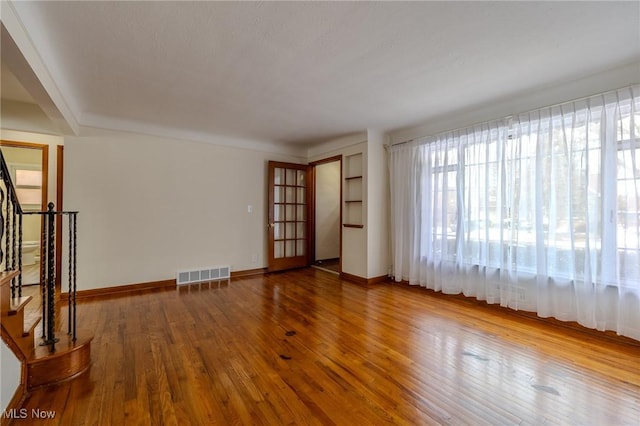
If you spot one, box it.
[310,156,341,274]
[0,141,49,286]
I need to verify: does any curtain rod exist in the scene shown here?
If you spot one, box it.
[386,113,511,150]
[386,83,638,149]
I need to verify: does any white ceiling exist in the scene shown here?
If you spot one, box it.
[5,1,640,147]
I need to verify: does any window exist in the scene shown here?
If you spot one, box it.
[616,108,640,287]
[390,85,639,340]
[406,89,639,289]
[10,165,42,210]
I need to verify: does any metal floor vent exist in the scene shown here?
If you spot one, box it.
[177,266,230,285]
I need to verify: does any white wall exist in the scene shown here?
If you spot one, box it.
[64,127,305,290]
[366,129,389,279]
[315,161,340,260]
[0,339,21,412]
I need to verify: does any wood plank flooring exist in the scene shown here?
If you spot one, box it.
[11,268,640,425]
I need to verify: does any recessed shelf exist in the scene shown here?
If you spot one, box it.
[344,153,364,227]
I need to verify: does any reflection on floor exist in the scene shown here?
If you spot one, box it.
[312,258,340,274]
[17,268,640,425]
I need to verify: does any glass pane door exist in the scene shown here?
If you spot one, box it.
[268,162,309,271]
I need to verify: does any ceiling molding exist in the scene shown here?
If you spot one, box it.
[1,0,79,135]
[80,112,308,159]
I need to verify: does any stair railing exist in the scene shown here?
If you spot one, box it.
[0,150,23,297]
[0,149,79,352]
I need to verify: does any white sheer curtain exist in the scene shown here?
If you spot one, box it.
[390,86,640,340]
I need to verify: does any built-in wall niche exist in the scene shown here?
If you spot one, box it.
[343,153,363,228]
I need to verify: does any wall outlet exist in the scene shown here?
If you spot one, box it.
[251,254,258,263]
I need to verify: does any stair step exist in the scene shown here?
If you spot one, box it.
[0,270,21,287]
[23,314,41,338]
[1,310,27,342]
[0,270,21,313]
[1,269,92,391]
[9,296,33,316]
[28,330,93,390]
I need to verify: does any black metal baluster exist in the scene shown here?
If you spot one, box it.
[4,194,8,267]
[11,198,16,272]
[5,188,11,298]
[4,185,9,271]
[46,203,57,350]
[0,187,5,269]
[68,214,72,335]
[18,213,22,297]
[40,214,47,339]
[9,198,16,298]
[72,213,78,341]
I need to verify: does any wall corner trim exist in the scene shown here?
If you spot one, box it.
[340,272,389,287]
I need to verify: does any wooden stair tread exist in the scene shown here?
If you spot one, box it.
[23,314,41,338]
[0,270,20,287]
[27,330,93,390]
[30,329,93,361]
[9,295,33,315]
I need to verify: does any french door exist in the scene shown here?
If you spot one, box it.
[267,161,310,272]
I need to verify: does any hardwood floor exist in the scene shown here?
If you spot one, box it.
[11,268,640,425]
